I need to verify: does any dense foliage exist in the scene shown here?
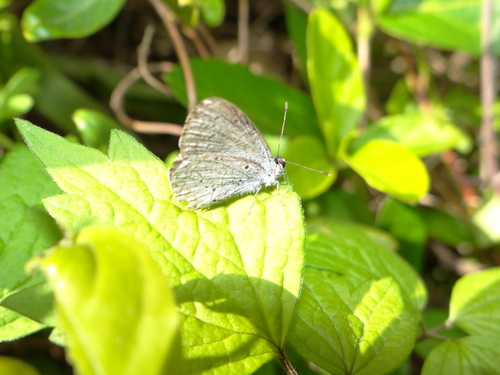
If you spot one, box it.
[0,1,499,374]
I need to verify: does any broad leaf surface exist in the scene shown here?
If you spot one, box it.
[165,59,321,139]
[289,225,424,374]
[351,113,471,157]
[16,120,305,374]
[282,135,335,199]
[377,198,427,271]
[22,0,127,41]
[0,356,40,375]
[422,335,500,375]
[34,226,183,375]
[378,0,500,56]
[0,146,61,340]
[307,9,365,158]
[346,139,430,203]
[449,268,500,336]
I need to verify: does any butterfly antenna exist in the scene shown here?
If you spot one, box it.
[277,101,288,156]
[286,160,332,176]
[278,101,332,177]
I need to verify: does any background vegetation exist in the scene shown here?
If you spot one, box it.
[0,0,499,374]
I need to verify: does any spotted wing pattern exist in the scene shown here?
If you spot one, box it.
[169,97,285,209]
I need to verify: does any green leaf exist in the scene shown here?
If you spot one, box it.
[73,109,119,150]
[21,0,127,41]
[418,207,476,247]
[282,135,336,200]
[0,356,40,375]
[185,0,225,26]
[0,146,61,340]
[378,0,497,56]
[305,224,427,310]
[307,218,399,254]
[449,268,500,336]
[0,307,46,341]
[16,120,305,374]
[165,0,199,28]
[1,282,55,326]
[2,14,107,132]
[289,227,423,375]
[421,335,500,375]
[473,193,500,248]
[304,189,374,225]
[164,59,322,139]
[307,8,365,157]
[377,198,427,271]
[0,68,39,125]
[415,308,463,358]
[284,3,308,82]
[351,112,472,157]
[385,79,415,115]
[346,139,430,203]
[164,59,331,195]
[33,226,183,375]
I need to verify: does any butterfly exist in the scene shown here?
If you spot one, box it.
[169,97,287,209]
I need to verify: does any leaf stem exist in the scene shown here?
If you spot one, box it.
[279,354,298,375]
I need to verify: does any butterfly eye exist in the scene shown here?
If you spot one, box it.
[275,156,286,168]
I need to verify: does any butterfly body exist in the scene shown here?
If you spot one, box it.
[169,97,286,209]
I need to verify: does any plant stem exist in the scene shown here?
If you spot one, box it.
[479,0,498,189]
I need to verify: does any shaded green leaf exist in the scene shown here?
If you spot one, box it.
[73,109,119,150]
[304,224,427,310]
[449,268,500,336]
[1,282,55,326]
[0,68,39,125]
[164,59,321,138]
[0,356,40,375]
[2,14,107,132]
[377,198,427,271]
[289,227,422,374]
[21,0,127,41]
[307,8,365,157]
[307,218,399,253]
[418,207,476,247]
[284,3,308,82]
[378,0,496,56]
[282,135,335,200]
[422,335,500,375]
[304,189,374,225]
[0,146,61,340]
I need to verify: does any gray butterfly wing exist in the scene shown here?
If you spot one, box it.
[170,97,285,209]
[171,155,282,209]
[178,97,274,161]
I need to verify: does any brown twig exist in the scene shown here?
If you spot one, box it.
[137,24,172,96]
[198,23,219,57]
[148,0,197,110]
[238,0,250,64]
[182,25,211,58]
[110,62,182,136]
[479,0,498,189]
[286,0,313,13]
